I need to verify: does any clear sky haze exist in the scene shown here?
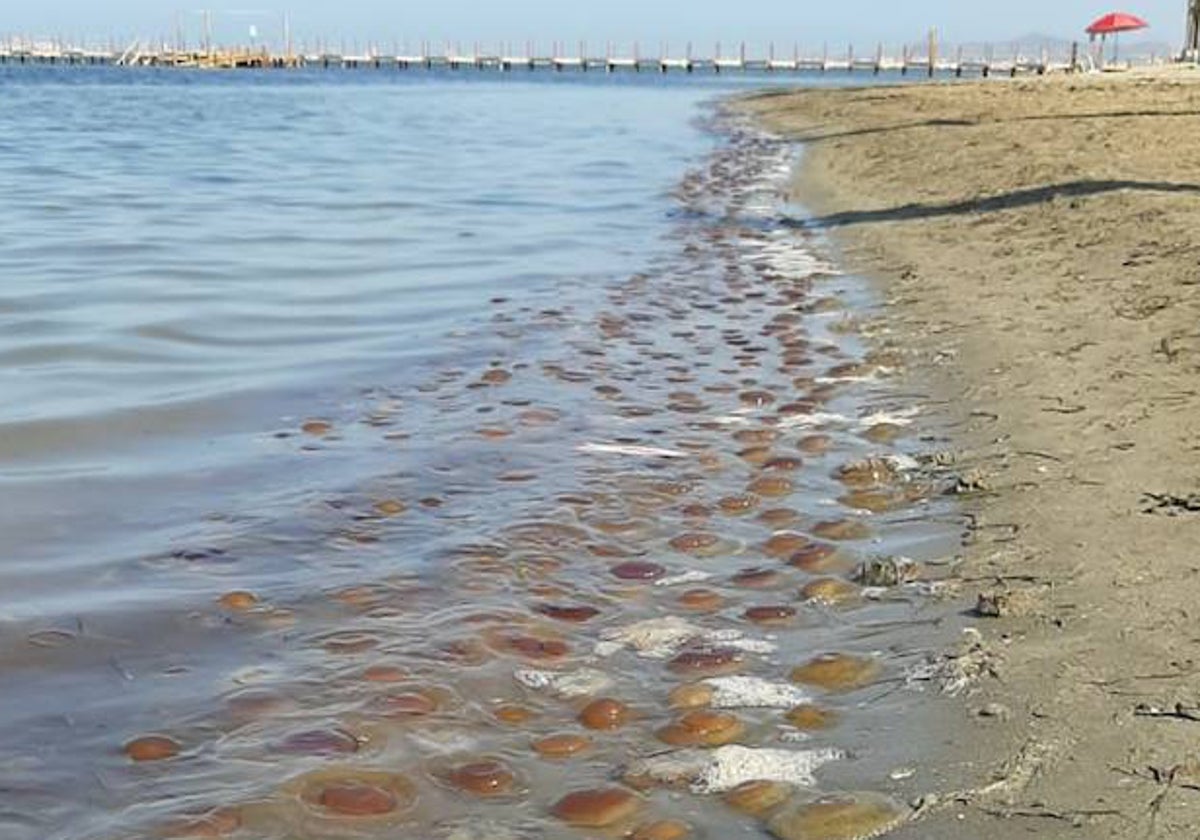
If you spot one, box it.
[4,1,1185,52]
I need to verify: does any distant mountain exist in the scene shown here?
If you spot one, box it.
[920,31,1175,62]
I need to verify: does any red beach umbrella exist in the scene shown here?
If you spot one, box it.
[1085,11,1147,65]
[1085,12,1148,35]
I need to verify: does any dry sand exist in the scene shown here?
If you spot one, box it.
[741,69,1200,838]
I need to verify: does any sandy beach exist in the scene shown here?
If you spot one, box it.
[743,69,1200,838]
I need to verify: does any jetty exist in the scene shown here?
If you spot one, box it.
[0,36,1083,77]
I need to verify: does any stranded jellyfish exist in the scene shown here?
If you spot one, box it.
[495,634,570,662]
[762,456,803,472]
[739,390,776,407]
[730,567,784,589]
[551,788,642,828]
[796,435,833,455]
[723,780,794,816]
[790,654,881,693]
[630,820,692,840]
[786,542,843,573]
[835,458,899,489]
[579,698,632,730]
[668,647,745,677]
[375,689,442,718]
[668,532,721,556]
[532,733,592,759]
[784,704,839,731]
[493,705,538,725]
[373,499,408,517]
[534,603,601,623]
[737,446,774,466]
[225,689,295,722]
[655,710,745,747]
[862,423,905,444]
[362,664,406,683]
[677,589,723,611]
[611,561,667,581]
[811,519,872,542]
[321,632,381,655]
[217,591,259,611]
[446,759,517,796]
[733,428,779,445]
[838,488,917,514]
[762,533,813,559]
[277,728,361,756]
[799,578,861,606]
[718,495,759,515]
[301,420,332,437]
[667,683,715,710]
[758,508,801,527]
[124,735,182,762]
[480,368,512,385]
[744,605,797,626]
[747,476,794,498]
[766,793,909,840]
[295,769,415,819]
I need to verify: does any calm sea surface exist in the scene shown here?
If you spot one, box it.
[0,66,959,840]
[0,68,732,611]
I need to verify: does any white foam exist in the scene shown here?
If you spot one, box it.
[884,453,921,471]
[857,407,920,428]
[713,637,778,655]
[514,668,611,698]
[816,374,878,385]
[596,617,703,659]
[407,729,479,755]
[577,442,688,459]
[695,746,842,793]
[596,618,776,659]
[627,746,842,794]
[702,676,812,709]
[710,414,752,426]
[776,411,849,430]
[440,820,533,840]
[654,570,714,587]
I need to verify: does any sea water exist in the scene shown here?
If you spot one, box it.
[0,65,961,840]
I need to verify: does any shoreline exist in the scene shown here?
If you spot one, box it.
[741,69,1200,838]
[0,87,976,839]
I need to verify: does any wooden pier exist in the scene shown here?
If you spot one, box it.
[0,37,1078,77]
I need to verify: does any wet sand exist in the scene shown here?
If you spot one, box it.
[741,68,1200,838]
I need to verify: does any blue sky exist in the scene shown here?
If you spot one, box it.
[6,1,1185,51]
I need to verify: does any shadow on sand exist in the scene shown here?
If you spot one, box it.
[797,180,1200,228]
[798,110,1200,143]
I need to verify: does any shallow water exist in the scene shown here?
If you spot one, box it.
[0,66,962,840]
